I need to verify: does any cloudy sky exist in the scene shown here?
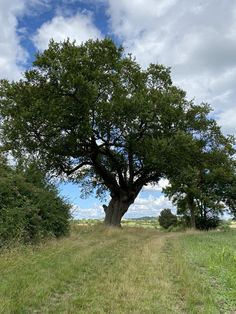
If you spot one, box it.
[1,0,236,218]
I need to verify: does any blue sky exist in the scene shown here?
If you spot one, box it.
[1,0,236,218]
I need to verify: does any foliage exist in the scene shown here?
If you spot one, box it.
[164,129,236,228]
[196,215,220,230]
[0,158,71,246]
[167,224,186,232]
[183,214,220,230]
[159,208,177,229]
[0,38,228,225]
[221,174,236,219]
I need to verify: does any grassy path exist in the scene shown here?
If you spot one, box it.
[0,226,235,313]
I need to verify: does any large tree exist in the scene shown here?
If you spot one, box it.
[0,38,227,226]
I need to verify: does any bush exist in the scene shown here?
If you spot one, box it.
[167,224,186,232]
[195,215,220,230]
[183,214,220,230]
[0,160,71,246]
[159,209,177,229]
[218,220,231,232]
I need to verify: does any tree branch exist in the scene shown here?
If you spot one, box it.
[128,151,134,185]
[90,137,120,193]
[91,154,120,193]
[63,161,92,176]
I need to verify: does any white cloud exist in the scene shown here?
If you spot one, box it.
[125,194,174,218]
[0,2,103,80]
[217,108,236,135]
[107,0,178,40]
[142,178,170,193]
[33,11,103,51]
[0,0,51,80]
[72,203,104,219]
[0,0,27,80]
[105,0,236,134]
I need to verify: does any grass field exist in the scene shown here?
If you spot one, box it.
[75,218,160,229]
[0,224,236,313]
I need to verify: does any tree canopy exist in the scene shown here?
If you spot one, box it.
[0,38,235,226]
[164,142,236,228]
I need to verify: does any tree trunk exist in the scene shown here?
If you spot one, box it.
[188,196,196,229]
[103,193,135,227]
[190,205,196,229]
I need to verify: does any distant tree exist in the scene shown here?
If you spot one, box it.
[159,208,177,229]
[0,38,232,226]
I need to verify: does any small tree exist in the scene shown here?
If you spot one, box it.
[164,130,235,228]
[159,209,177,229]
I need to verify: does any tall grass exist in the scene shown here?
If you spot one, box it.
[179,230,236,313]
[0,225,235,313]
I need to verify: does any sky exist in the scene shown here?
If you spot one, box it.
[1,0,236,219]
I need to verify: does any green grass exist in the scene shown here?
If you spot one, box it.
[0,225,236,313]
[179,230,236,313]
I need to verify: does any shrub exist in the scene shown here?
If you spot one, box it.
[167,224,186,232]
[195,215,220,230]
[218,221,231,232]
[159,208,177,229]
[183,214,220,230]
[0,160,71,246]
